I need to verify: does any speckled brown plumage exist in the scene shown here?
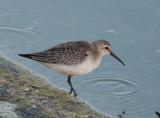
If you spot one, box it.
[20,41,92,65]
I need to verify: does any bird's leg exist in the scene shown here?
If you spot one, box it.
[67,75,77,97]
[67,75,73,94]
[69,88,73,94]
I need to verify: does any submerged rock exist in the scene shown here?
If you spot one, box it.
[0,54,111,118]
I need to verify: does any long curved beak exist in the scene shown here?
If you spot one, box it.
[110,51,126,66]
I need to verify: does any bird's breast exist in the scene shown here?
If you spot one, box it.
[44,56,102,76]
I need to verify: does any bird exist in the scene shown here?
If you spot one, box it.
[19,40,125,97]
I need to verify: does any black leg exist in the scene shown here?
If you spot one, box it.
[67,75,72,94]
[67,75,77,97]
[69,88,73,94]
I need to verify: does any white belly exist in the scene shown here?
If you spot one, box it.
[43,57,102,76]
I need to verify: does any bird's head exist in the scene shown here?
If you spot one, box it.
[94,40,126,66]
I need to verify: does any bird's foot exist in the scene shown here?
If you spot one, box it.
[69,89,72,94]
[68,89,77,97]
[74,92,77,97]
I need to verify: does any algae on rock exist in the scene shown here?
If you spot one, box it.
[0,54,111,118]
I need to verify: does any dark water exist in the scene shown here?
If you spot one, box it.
[0,0,160,117]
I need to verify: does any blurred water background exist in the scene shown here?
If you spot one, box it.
[0,0,160,117]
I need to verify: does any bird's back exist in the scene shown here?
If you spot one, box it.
[19,41,91,65]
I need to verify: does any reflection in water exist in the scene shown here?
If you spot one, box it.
[86,77,138,96]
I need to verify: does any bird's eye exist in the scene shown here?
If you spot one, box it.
[106,47,109,49]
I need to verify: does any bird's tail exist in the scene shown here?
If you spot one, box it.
[18,53,47,63]
[19,54,33,59]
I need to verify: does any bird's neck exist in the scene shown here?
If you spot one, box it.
[91,42,104,60]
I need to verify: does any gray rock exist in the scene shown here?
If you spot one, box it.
[0,54,112,118]
[0,101,18,118]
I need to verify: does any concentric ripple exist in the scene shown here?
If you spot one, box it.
[87,77,138,96]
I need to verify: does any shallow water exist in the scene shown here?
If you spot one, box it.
[0,0,160,117]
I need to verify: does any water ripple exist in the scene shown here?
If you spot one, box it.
[0,25,39,35]
[87,77,138,96]
[0,25,43,42]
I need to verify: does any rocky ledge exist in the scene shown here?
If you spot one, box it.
[0,54,111,118]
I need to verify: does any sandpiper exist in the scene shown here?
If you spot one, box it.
[19,40,125,97]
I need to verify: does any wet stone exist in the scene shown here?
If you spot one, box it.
[0,84,10,100]
[19,107,40,118]
[0,101,18,118]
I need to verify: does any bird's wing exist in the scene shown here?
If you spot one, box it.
[24,41,91,65]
